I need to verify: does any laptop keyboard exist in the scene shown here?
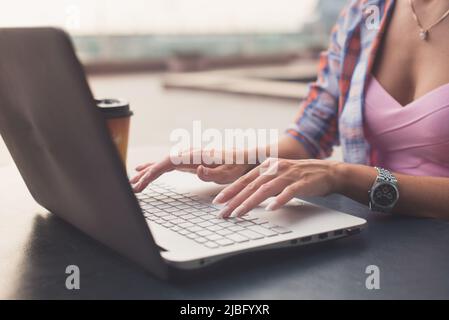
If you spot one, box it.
[136,183,292,249]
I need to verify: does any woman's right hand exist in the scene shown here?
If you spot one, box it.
[130,149,256,193]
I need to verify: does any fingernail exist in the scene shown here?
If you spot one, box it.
[212,193,225,204]
[232,205,246,217]
[265,200,279,211]
[218,206,231,218]
[202,167,209,176]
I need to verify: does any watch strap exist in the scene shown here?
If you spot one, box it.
[369,167,399,213]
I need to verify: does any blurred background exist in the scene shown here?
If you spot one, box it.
[0,0,346,167]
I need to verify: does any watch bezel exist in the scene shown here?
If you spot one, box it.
[369,181,400,211]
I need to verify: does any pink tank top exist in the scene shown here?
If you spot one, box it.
[364,76,449,177]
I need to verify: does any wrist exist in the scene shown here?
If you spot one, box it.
[331,162,378,195]
[331,162,350,194]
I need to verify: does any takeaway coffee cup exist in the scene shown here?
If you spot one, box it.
[96,98,133,165]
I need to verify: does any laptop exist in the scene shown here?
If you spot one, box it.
[0,28,366,278]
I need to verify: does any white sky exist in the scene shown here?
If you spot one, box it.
[0,0,318,34]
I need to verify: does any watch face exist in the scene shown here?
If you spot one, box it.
[372,183,397,207]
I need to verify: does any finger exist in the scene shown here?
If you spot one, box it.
[130,168,149,184]
[217,172,278,218]
[197,165,218,182]
[266,181,306,211]
[132,159,174,192]
[222,176,287,218]
[212,165,262,205]
[132,169,153,193]
[197,165,233,184]
[213,158,278,204]
[136,162,153,171]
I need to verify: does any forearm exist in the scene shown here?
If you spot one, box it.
[258,135,311,162]
[335,163,449,219]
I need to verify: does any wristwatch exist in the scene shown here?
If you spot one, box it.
[368,167,399,213]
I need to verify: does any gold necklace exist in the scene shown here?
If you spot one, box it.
[409,0,449,41]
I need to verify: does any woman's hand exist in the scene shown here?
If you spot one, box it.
[213,158,343,218]
[130,149,255,193]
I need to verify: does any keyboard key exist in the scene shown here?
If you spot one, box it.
[208,218,223,224]
[170,218,185,225]
[207,225,223,232]
[253,218,269,225]
[238,230,264,240]
[217,229,233,236]
[216,238,234,246]
[186,233,198,239]
[194,237,208,244]
[248,225,278,237]
[235,221,254,227]
[170,217,186,226]
[187,226,203,233]
[149,201,165,206]
[179,222,194,228]
[153,211,169,218]
[197,230,213,237]
[162,222,174,228]
[167,201,184,207]
[205,242,219,249]
[198,221,213,228]
[206,234,224,241]
[190,217,204,224]
[227,234,249,243]
[271,226,292,234]
[241,216,258,221]
[262,223,280,228]
[161,215,178,221]
[156,204,172,210]
[145,208,163,214]
[201,213,216,220]
[218,221,235,228]
[170,226,182,232]
[229,225,245,232]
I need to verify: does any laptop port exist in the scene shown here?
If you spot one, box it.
[346,228,361,235]
[318,232,328,240]
[290,239,298,245]
[333,229,344,236]
[300,236,312,243]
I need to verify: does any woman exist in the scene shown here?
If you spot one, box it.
[131,0,449,219]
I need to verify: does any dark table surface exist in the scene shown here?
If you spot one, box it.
[2,73,448,300]
[2,157,449,300]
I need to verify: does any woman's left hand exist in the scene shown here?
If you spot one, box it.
[213,158,343,218]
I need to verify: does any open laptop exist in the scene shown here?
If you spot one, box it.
[0,28,366,278]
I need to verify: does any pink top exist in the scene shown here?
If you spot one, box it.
[364,76,449,177]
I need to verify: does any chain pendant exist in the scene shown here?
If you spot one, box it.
[419,29,429,41]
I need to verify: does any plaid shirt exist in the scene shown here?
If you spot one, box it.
[287,0,396,164]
